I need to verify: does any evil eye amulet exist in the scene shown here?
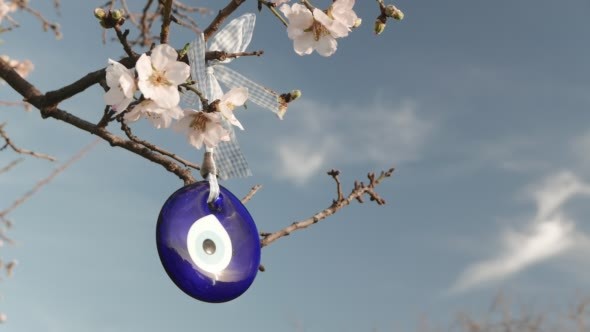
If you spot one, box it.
[156,181,261,303]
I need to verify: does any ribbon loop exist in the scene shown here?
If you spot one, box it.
[181,13,286,180]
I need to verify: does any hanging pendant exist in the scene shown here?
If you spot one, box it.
[156,181,261,303]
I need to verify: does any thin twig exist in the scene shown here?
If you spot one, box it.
[120,119,200,170]
[0,140,99,220]
[0,56,196,185]
[203,0,246,41]
[242,185,262,204]
[0,123,56,161]
[113,25,138,59]
[327,169,344,202]
[205,50,264,62]
[0,158,23,175]
[181,83,208,109]
[20,6,62,39]
[260,168,394,247]
[120,0,138,26]
[140,0,155,46]
[258,0,288,27]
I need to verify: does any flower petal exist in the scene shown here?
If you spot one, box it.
[285,4,313,29]
[144,85,180,108]
[104,87,124,105]
[293,33,315,55]
[316,35,338,57]
[151,44,177,70]
[164,61,190,85]
[124,107,143,123]
[119,74,136,98]
[189,132,205,149]
[115,98,133,113]
[224,87,248,106]
[135,54,153,81]
[229,116,244,130]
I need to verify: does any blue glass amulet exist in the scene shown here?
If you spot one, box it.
[156,181,261,303]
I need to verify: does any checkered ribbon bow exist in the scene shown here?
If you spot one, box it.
[182,13,286,180]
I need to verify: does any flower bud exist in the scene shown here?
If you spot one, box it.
[110,9,124,21]
[384,5,397,17]
[289,89,302,101]
[94,8,106,19]
[374,19,386,35]
[352,18,362,29]
[385,5,404,20]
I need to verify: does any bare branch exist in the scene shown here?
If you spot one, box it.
[119,119,200,170]
[205,50,264,62]
[260,168,395,247]
[0,139,99,220]
[0,158,23,175]
[159,0,173,44]
[0,123,56,161]
[242,185,262,204]
[327,169,344,202]
[113,25,138,59]
[0,57,196,185]
[20,5,62,39]
[204,0,246,41]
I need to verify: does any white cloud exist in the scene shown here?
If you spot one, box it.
[272,99,434,184]
[451,171,590,293]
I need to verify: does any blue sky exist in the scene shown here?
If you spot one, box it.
[1,0,590,331]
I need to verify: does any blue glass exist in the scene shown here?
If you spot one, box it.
[156,181,261,303]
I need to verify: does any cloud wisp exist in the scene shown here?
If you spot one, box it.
[451,171,590,293]
[271,98,435,185]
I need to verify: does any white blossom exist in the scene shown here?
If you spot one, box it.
[124,99,183,129]
[0,55,34,78]
[136,44,190,108]
[217,87,248,130]
[104,59,136,114]
[329,0,359,29]
[0,0,17,24]
[174,110,230,149]
[280,3,349,57]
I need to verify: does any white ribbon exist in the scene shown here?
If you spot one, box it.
[182,13,288,180]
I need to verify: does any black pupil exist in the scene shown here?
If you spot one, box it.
[202,239,216,255]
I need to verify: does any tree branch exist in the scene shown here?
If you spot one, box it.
[260,168,394,247]
[119,119,200,170]
[0,123,56,161]
[114,25,138,59]
[0,140,99,220]
[0,56,196,185]
[44,57,136,106]
[242,185,262,204]
[205,50,264,62]
[159,0,173,44]
[203,0,246,42]
[0,158,23,175]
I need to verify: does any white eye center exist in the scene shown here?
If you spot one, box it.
[186,214,233,274]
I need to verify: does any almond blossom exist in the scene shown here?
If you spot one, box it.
[217,87,248,130]
[104,59,136,114]
[329,0,359,29]
[175,110,230,149]
[280,3,349,57]
[0,55,34,78]
[136,44,190,108]
[124,99,183,129]
[0,0,17,24]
